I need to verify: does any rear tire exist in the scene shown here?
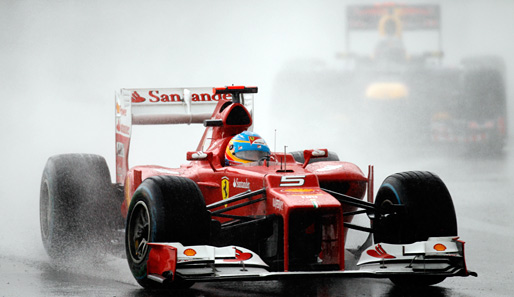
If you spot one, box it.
[461,67,507,154]
[125,175,210,290]
[373,171,458,287]
[40,154,119,260]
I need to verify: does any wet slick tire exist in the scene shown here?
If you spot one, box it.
[125,175,210,290]
[40,154,117,261]
[373,171,458,287]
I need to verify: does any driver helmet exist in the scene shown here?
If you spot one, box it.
[225,131,270,166]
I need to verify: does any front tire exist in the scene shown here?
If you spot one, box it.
[125,175,210,289]
[373,171,458,287]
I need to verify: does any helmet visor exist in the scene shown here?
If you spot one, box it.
[235,150,270,162]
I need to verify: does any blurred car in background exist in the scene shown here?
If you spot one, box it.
[274,3,507,154]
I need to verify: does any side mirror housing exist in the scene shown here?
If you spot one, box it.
[302,149,328,168]
[186,151,216,171]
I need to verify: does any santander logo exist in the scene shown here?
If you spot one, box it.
[130,90,232,104]
[131,91,146,103]
[223,248,253,262]
[366,244,395,259]
[233,178,250,189]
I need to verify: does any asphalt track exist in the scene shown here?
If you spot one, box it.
[1,141,513,297]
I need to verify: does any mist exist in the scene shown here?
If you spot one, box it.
[1,0,513,275]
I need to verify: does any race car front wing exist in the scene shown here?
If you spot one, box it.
[145,237,476,284]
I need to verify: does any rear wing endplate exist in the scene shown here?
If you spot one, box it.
[114,87,254,184]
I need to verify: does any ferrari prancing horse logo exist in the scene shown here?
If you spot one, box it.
[221,177,229,207]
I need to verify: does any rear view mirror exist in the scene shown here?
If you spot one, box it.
[302,149,328,168]
[187,151,216,171]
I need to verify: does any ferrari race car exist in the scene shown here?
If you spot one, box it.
[273,3,507,153]
[40,86,476,290]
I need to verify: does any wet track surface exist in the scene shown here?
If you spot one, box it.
[1,142,513,297]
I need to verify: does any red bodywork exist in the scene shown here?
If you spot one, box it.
[117,86,370,272]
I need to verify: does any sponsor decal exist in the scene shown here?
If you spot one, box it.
[223,248,253,262]
[131,91,146,103]
[367,244,395,259]
[116,166,124,178]
[315,164,343,172]
[131,90,232,104]
[183,248,197,256]
[433,243,447,251]
[310,199,319,208]
[221,177,230,203]
[248,136,266,145]
[233,178,250,189]
[116,119,130,135]
[272,198,284,211]
[300,195,319,199]
[281,188,314,193]
[116,101,127,116]
[149,90,182,103]
[116,142,125,157]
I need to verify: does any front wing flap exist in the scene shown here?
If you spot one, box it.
[146,237,475,284]
[357,237,476,277]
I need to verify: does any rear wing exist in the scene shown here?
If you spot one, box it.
[114,87,254,184]
[345,4,441,52]
[346,4,440,31]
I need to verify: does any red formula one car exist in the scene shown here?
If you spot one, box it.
[40,86,475,289]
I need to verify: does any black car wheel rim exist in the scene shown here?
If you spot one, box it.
[128,201,151,263]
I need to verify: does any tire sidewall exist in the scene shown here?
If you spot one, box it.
[40,161,71,258]
[125,183,165,282]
